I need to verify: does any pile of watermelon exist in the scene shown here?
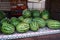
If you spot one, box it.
[0,9,60,34]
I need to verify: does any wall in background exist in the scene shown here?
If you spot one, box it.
[0,0,45,11]
[28,0,45,11]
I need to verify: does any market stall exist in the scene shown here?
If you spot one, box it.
[0,0,60,40]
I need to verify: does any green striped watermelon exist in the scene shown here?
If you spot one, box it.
[16,23,29,33]
[1,22,15,34]
[47,20,60,29]
[30,21,39,31]
[33,18,46,28]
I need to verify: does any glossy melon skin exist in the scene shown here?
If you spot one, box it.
[1,22,15,34]
[16,23,29,33]
[1,18,9,23]
[32,10,40,17]
[22,9,31,18]
[47,20,60,29]
[23,18,32,24]
[30,21,39,31]
[18,16,24,22]
[41,10,49,20]
[33,18,46,28]
[10,17,20,26]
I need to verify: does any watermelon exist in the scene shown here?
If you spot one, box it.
[32,10,40,17]
[23,18,32,24]
[41,10,49,20]
[1,17,9,23]
[10,17,20,26]
[22,9,31,17]
[30,21,39,31]
[18,16,24,22]
[47,20,60,29]
[33,18,46,28]
[1,22,15,34]
[16,23,29,33]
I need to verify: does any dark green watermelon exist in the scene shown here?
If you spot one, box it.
[1,18,9,23]
[41,10,49,20]
[32,10,40,17]
[10,17,20,26]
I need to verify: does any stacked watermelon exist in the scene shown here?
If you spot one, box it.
[0,9,60,34]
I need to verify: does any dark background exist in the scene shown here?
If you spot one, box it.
[45,0,60,20]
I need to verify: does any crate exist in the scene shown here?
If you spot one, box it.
[0,1,11,11]
[0,0,45,11]
[0,0,27,11]
[28,0,45,11]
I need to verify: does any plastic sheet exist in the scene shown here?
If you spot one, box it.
[0,27,60,39]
